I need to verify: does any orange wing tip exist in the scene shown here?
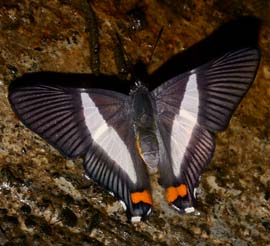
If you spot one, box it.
[166,184,188,203]
[131,190,152,205]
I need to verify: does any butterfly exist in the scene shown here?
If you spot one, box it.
[8,44,260,222]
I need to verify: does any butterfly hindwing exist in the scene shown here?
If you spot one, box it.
[152,47,260,213]
[9,76,152,221]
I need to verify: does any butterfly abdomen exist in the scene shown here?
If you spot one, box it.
[132,85,160,170]
[136,129,159,170]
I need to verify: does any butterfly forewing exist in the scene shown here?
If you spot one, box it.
[9,82,89,158]
[197,47,260,131]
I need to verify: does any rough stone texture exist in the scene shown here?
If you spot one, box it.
[0,0,270,245]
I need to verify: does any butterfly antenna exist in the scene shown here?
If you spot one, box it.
[114,32,133,78]
[148,26,164,65]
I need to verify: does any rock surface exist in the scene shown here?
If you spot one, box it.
[0,0,270,245]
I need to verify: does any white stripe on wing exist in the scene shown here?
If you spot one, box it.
[170,72,199,177]
[81,92,137,183]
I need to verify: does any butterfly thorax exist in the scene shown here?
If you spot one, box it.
[131,83,160,171]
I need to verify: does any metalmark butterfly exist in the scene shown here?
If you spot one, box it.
[8,14,260,223]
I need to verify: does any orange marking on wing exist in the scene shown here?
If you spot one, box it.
[166,184,188,203]
[177,184,187,197]
[166,186,178,203]
[131,190,152,205]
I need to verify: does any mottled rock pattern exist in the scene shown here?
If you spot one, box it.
[0,0,270,245]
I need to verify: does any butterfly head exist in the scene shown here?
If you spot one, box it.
[129,79,148,95]
[129,60,149,93]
